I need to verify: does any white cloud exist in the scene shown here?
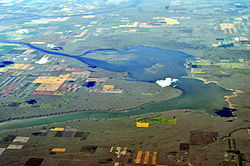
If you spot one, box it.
[156,78,178,87]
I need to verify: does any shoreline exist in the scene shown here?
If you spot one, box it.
[187,76,244,109]
[185,76,219,85]
[0,89,182,125]
[0,77,229,131]
[0,109,193,133]
[224,89,244,109]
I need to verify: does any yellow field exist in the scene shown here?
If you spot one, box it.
[33,74,70,84]
[136,122,150,128]
[9,64,34,70]
[165,18,180,25]
[50,128,64,131]
[51,148,66,152]
[143,151,150,164]
[103,85,115,91]
[135,151,143,164]
[153,17,180,25]
[152,152,158,164]
[36,83,62,91]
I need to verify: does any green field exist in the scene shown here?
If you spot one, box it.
[136,117,176,124]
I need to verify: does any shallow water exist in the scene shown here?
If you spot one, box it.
[0,41,232,131]
[0,78,231,131]
[76,46,194,82]
[1,42,194,82]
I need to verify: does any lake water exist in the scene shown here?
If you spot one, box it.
[0,61,14,68]
[0,41,232,131]
[0,78,231,131]
[26,99,37,105]
[76,46,194,82]
[85,81,96,87]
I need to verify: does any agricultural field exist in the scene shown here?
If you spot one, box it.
[0,0,249,165]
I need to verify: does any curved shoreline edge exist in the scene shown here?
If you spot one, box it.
[0,88,183,126]
[187,76,244,109]
[0,42,232,131]
[224,89,244,109]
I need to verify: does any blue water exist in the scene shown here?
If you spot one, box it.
[77,46,194,82]
[26,99,37,104]
[85,81,96,88]
[235,5,248,8]
[2,61,14,65]
[215,107,237,117]
[0,60,14,68]
[51,46,63,51]
[88,65,97,68]
[1,41,193,82]
[218,43,234,48]
[0,41,233,130]
[0,78,232,130]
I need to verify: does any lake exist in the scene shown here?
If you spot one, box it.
[0,41,232,131]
